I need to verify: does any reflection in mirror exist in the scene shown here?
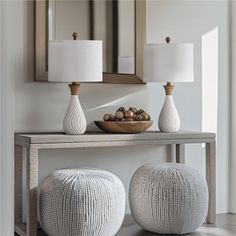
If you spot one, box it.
[48,0,135,74]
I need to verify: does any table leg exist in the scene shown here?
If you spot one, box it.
[206,141,216,224]
[26,145,39,236]
[176,144,185,164]
[15,145,23,225]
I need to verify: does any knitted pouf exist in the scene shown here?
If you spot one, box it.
[129,163,208,234]
[39,168,126,236]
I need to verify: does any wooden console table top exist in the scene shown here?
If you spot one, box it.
[15,131,215,147]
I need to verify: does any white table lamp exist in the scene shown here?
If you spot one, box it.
[143,37,194,132]
[49,33,102,135]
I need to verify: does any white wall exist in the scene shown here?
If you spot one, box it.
[0,0,231,234]
[231,0,236,214]
[0,2,15,236]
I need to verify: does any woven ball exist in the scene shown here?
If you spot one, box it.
[39,168,126,236]
[129,163,208,234]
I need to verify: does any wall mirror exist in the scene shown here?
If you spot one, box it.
[35,0,146,84]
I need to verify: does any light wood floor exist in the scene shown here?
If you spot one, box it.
[15,214,236,236]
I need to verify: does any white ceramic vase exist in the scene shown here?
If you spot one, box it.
[63,95,87,135]
[158,95,180,132]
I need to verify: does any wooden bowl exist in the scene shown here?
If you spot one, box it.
[94,120,153,134]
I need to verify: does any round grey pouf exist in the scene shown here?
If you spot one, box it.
[39,168,126,236]
[129,163,208,234]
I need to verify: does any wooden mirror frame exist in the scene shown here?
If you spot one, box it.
[35,0,146,84]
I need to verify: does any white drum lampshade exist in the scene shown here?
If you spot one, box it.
[48,39,102,135]
[143,38,194,132]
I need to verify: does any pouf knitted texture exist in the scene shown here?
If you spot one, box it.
[39,168,126,236]
[129,163,208,234]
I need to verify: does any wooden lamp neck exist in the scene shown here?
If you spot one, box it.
[164,82,174,95]
[69,82,80,95]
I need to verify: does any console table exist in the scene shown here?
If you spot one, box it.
[14,131,216,236]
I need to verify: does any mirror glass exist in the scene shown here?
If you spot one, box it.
[48,0,135,74]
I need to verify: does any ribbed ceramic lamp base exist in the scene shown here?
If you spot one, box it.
[158,95,180,133]
[63,95,87,135]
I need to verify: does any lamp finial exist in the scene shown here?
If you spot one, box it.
[165,37,171,44]
[72,32,78,40]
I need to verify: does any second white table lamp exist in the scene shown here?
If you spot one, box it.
[143,37,194,132]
